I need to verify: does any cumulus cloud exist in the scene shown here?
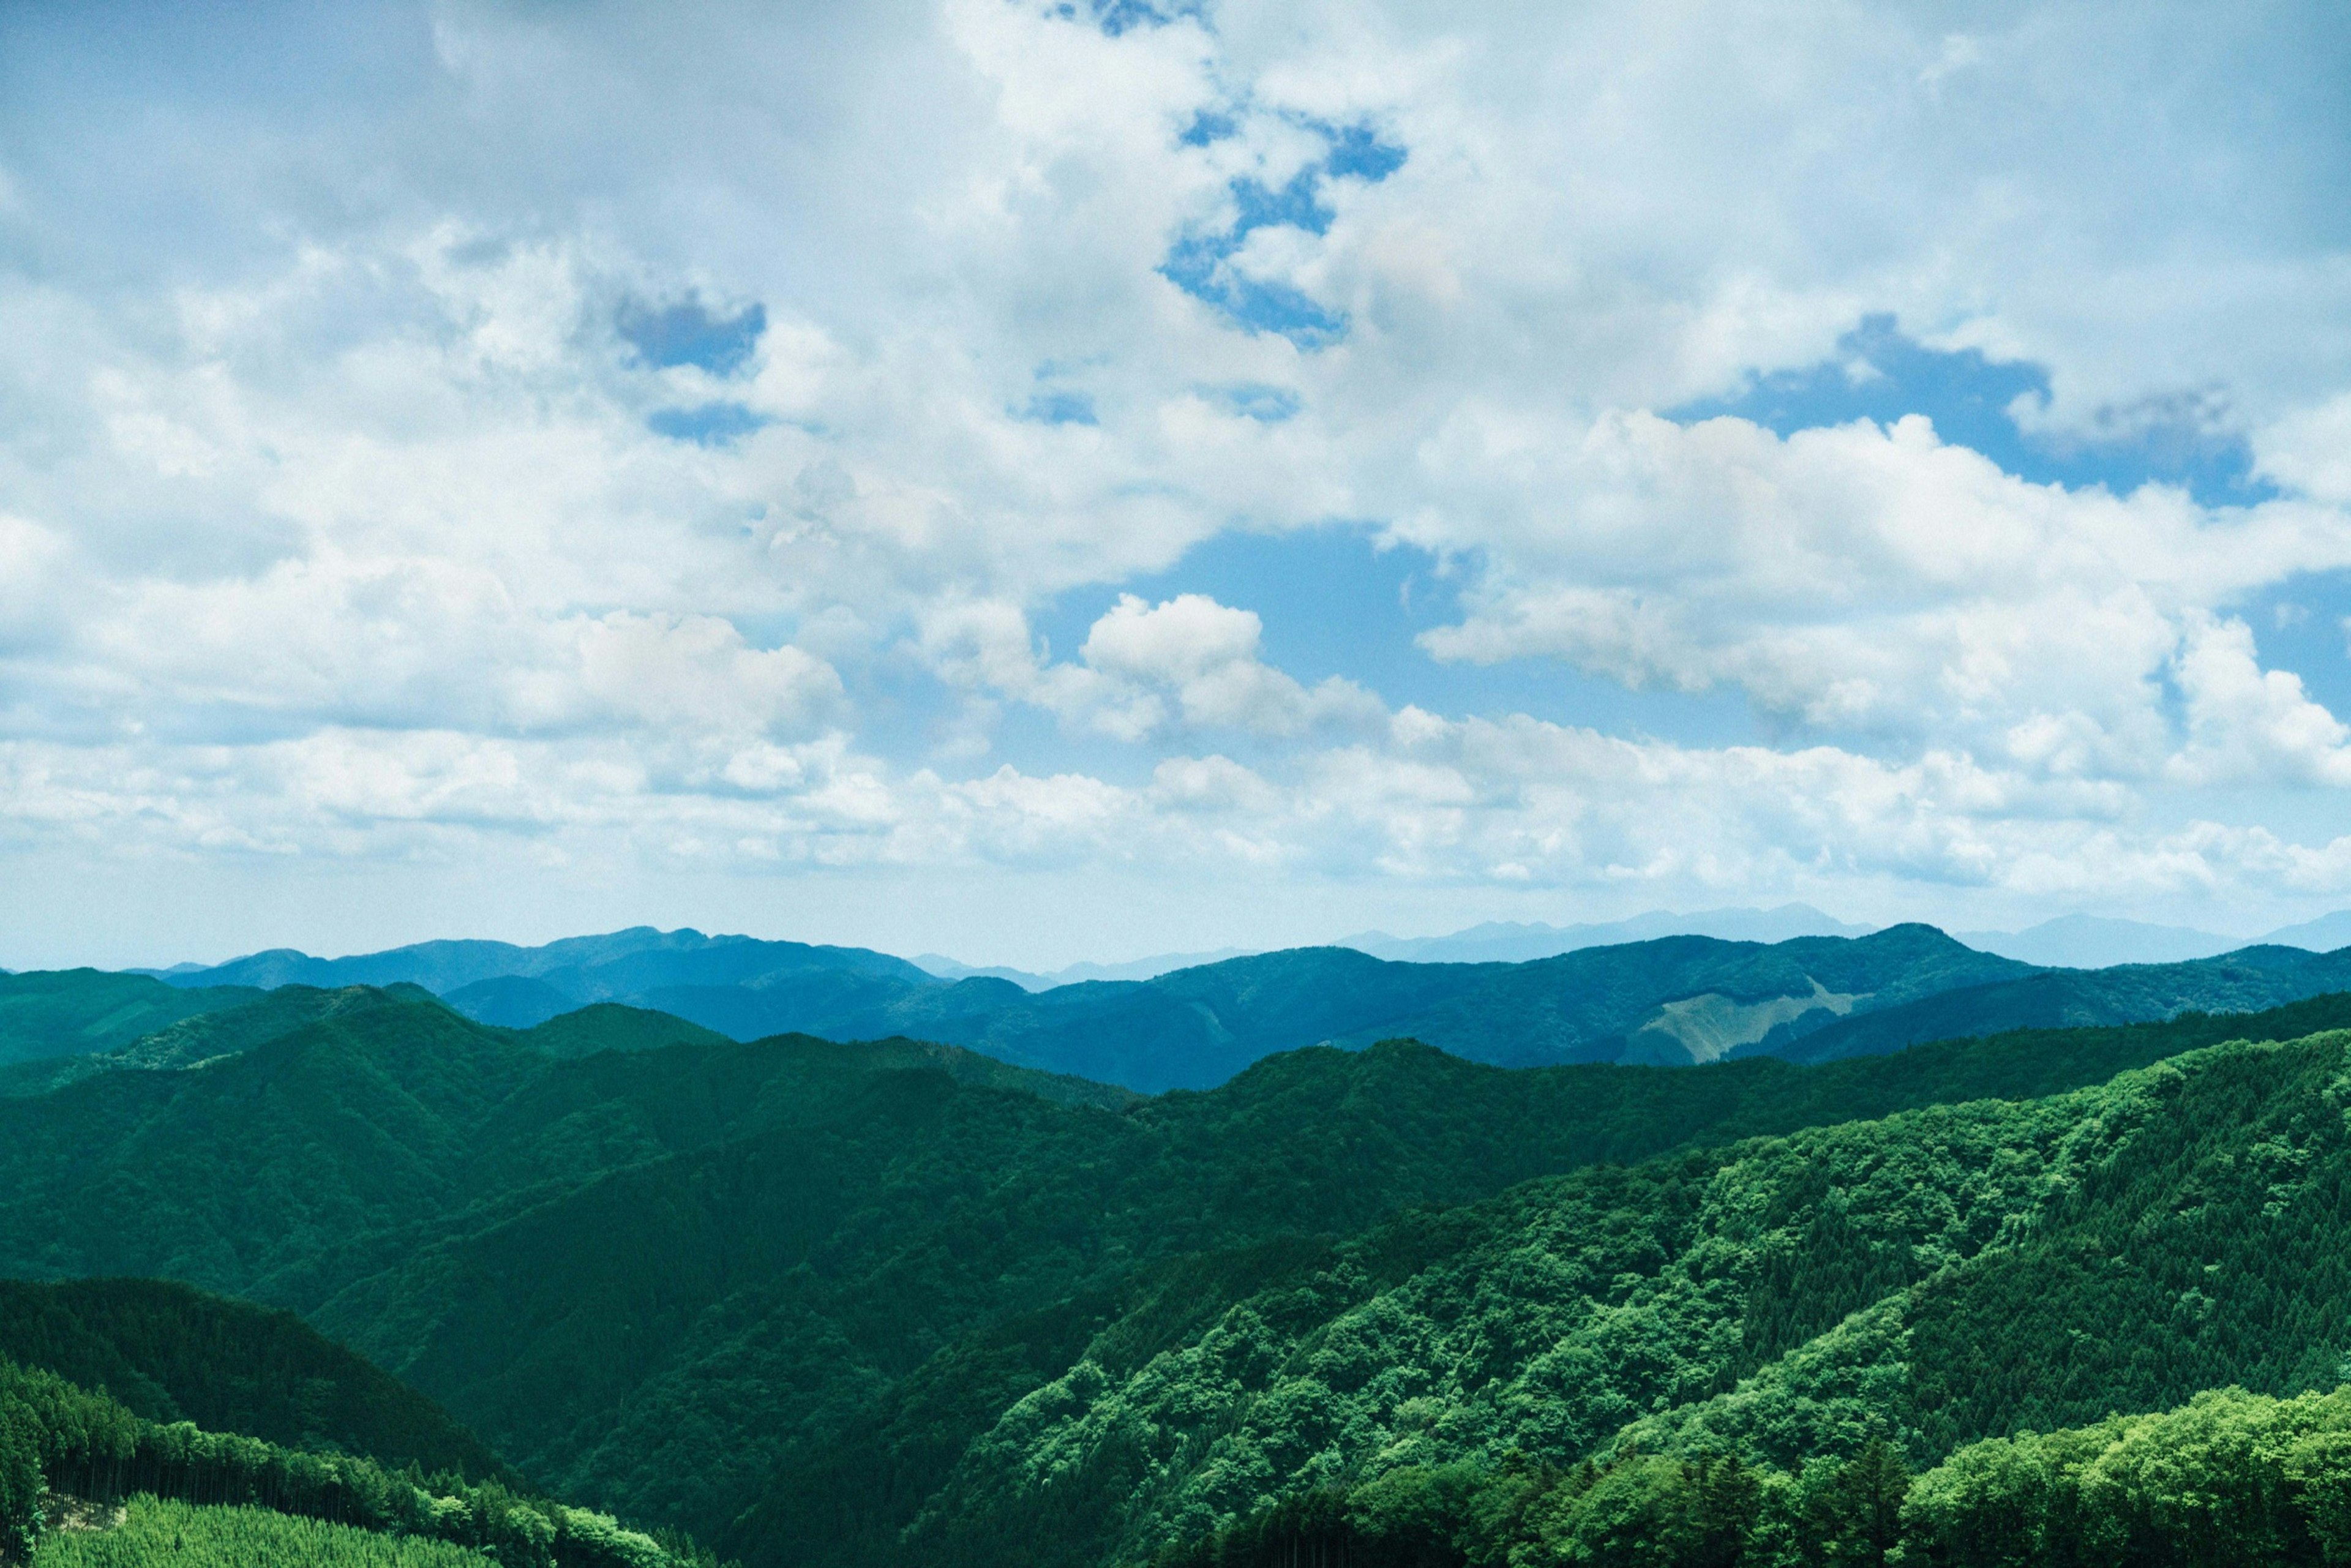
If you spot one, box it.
[3,0,2351,962]
[1032,593,1385,740]
[1413,411,2351,775]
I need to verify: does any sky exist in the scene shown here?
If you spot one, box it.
[5,0,2351,970]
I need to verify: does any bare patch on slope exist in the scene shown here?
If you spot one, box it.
[1627,980,1865,1065]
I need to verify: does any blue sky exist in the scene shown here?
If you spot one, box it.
[4,0,2351,969]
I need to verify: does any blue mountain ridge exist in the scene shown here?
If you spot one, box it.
[129,921,2351,1092]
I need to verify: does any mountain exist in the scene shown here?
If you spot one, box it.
[138,923,2025,1089]
[1340,903,1873,963]
[1952,912,2242,967]
[552,924,2027,1087]
[886,1023,2351,1568]
[441,973,582,1027]
[2262,907,2351,951]
[1756,943,2351,1063]
[0,977,2347,1556]
[671,926,2025,1087]
[156,925,932,999]
[0,1275,508,1479]
[0,981,462,1097]
[517,1001,733,1060]
[92,920,2351,1094]
[0,969,258,1068]
[0,1351,708,1568]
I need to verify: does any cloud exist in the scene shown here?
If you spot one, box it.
[1040,593,1385,739]
[3,0,2351,961]
[1414,411,2351,778]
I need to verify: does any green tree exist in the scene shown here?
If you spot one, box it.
[1802,1440,1907,1567]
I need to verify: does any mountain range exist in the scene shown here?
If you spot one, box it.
[1,978,2350,1564]
[75,919,2344,1093]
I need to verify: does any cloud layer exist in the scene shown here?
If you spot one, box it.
[2,0,2350,966]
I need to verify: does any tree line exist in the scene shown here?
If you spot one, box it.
[0,1356,720,1568]
[1152,1384,2351,1567]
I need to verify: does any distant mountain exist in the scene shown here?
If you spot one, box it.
[441,972,580,1027]
[2260,908,2351,951]
[1341,902,1874,963]
[1756,943,2351,1063]
[623,925,2028,1089]
[109,915,2351,1093]
[157,926,932,997]
[1952,913,2242,967]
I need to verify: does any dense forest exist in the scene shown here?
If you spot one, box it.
[7,959,2351,1562]
[0,1352,708,1567]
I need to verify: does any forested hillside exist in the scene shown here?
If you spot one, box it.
[0,1277,507,1479]
[0,1354,712,1567]
[885,1026,2351,1568]
[0,971,257,1068]
[0,981,2349,1559]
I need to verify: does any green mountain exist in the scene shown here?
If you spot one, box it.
[0,980,2349,1559]
[0,970,257,1068]
[0,982,438,1097]
[896,1023,2351,1568]
[0,1277,506,1480]
[0,1352,712,1568]
[33,1496,498,1568]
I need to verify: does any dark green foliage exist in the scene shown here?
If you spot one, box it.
[10,982,2351,1563]
[1903,1386,2351,1567]
[0,1278,508,1479]
[511,1005,731,1060]
[0,984,435,1098]
[0,971,257,1069]
[1159,1386,2351,1568]
[886,1026,2351,1568]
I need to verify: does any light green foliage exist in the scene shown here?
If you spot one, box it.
[32,1496,494,1568]
[0,1354,709,1568]
[917,1032,2351,1568]
[1904,1385,2351,1566]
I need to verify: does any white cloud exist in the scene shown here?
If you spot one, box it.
[2169,613,2351,788]
[1036,593,1386,740]
[1412,411,2351,777]
[2259,392,2351,506]
[3,0,2351,961]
